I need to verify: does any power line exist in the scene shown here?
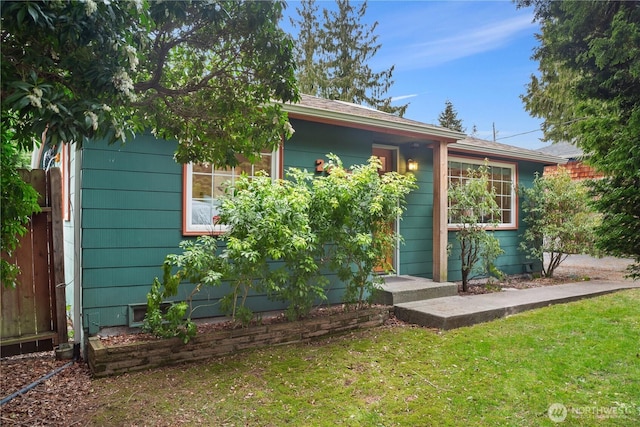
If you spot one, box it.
[495,118,588,141]
[495,128,541,141]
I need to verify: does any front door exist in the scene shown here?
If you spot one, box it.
[372,146,397,274]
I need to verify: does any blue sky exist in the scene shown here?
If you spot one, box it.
[282,1,549,150]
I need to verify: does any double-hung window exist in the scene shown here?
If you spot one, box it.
[183,149,280,235]
[447,157,517,229]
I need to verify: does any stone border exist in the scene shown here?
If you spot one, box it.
[88,306,391,377]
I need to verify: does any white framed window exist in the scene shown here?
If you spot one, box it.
[183,149,281,235]
[447,157,517,229]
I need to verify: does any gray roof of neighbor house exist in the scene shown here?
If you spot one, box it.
[282,94,466,142]
[536,141,584,160]
[449,137,568,165]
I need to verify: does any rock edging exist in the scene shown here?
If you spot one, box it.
[88,306,391,377]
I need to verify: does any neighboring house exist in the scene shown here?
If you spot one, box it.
[536,141,604,180]
[36,94,565,345]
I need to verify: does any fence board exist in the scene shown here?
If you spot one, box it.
[14,220,37,337]
[1,253,22,337]
[49,168,67,344]
[33,211,53,335]
[1,168,65,356]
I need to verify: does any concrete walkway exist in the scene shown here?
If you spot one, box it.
[394,280,640,330]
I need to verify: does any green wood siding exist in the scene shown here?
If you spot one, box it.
[80,124,547,332]
[81,135,183,331]
[285,119,373,171]
[399,147,434,278]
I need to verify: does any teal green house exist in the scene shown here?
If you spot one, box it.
[42,94,564,344]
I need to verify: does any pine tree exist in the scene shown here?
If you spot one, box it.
[291,0,408,116]
[290,0,324,97]
[438,100,465,132]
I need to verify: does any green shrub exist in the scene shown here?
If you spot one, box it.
[306,155,416,307]
[144,154,416,339]
[143,236,223,342]
[520,167,599,277]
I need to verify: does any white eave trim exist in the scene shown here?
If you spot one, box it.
[448,141,569,165]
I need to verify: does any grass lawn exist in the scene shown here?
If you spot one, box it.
[89,289,640,426]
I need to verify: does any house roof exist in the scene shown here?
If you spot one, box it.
[282,94,465,143]
[449,137,568,165]
[282,95,566,165]
[536,141,584,160]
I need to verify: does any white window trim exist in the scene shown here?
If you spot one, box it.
[447,156,517,230]
[183,149,281,235]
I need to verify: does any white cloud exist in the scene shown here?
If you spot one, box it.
[374,2,537,72]
[409,15,532,69]
[391,93,419,102]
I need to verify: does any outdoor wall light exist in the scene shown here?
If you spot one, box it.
[407,158,419,171]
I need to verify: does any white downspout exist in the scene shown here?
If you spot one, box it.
[73,146,83,353]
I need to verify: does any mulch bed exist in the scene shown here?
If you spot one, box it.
[0,351,97,426]
[456,265,628,296]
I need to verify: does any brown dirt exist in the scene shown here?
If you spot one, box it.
[0,352,98,426]
[458,256,633,295]
[1,256,633,425]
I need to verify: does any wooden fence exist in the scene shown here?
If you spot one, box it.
[1,168,67,356]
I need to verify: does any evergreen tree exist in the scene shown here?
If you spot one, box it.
[291,0,408,116]
[517,0,640,278]
[290,0,324,97]
[438,100,465,132]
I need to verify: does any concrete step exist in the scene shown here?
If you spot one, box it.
[394,281,639,330]
[373,275,458,305]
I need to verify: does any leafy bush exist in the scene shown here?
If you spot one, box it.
[306,155,416,307]
[219,172,325,322]
[520,167,599,277]
[144,155,416,339]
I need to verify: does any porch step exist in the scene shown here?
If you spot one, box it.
[374,275,458,305]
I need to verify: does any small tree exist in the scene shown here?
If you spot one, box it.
[438,100,466,132]
[448,163,503,291]
[520,167,599,278]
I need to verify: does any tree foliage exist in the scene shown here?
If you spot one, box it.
[290,0,407,116]
[1,0,299,164]
[517,0,640,277]
[448,163,503,291]
[519,168,599,278]
[1,123,42,288]
[438,100,466,132]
